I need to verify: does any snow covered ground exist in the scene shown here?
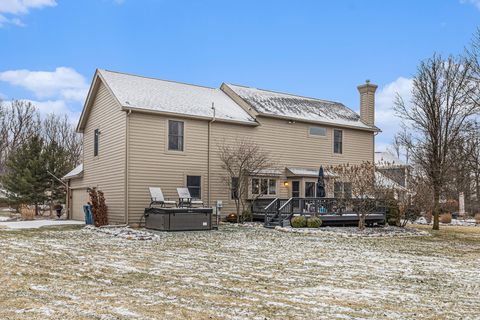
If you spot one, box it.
[0,224,479,319]
[0,219,84,229]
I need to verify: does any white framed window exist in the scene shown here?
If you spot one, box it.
[334,182,351,198]
[252,178,277,196]
[168,120,184,151]
[309,126,327,137]
[186,175,201,199]
[333,129,343,154]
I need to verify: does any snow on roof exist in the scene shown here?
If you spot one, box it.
[286,167,336,178]
[375,171,407,191]
[63,164,83,180]
[225,84,374,130]
[99,70,256,124]
[375,152,407,167]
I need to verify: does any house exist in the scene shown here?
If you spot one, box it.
[375,151,410,200]
[64,69,379,225]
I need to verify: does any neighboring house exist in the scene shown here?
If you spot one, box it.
[64,69,379,225]
[375,151,410,200]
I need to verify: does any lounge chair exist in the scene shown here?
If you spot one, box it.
[149,187,177,207]
[176,187,204,208]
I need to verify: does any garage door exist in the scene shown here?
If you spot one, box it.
[71,188,89,221]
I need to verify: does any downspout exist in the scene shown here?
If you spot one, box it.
[207,103,216,207]
[125,109,132,225]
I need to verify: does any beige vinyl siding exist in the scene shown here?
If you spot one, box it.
[126,112,374,220]
[75,81,126,224]
[127,114,209,224]
[71,188,89,221]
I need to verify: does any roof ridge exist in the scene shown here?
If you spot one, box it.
[99,69,217,90]
[226,83,344,106]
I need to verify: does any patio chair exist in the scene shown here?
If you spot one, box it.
[176,187,204,208]
[149,187,177,207]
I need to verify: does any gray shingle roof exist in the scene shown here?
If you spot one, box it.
[99,70,256,124]
[225,84,373,129]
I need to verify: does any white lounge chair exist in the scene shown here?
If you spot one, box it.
[149,187,177,207]
[176,187,204,208]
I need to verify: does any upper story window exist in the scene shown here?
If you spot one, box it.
[251,178,277,196]
[309,126,327,137]
[168,120,184,151]
[94,129,99,157]
[334,129,343,154]
[186,175,201,199]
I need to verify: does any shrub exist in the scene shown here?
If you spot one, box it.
[291,216,307,228]
[307,217,322,228]
[439,213,452,224]
[241,210,252,222]
[386,205,400,226]
[19,204,34,221]
[474,213,480,225]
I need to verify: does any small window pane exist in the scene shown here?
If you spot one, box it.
[168,120,184,151]
[334,129,343,154]
[261,179,268,195]
[252,178,259,194]
[231,177,239,199]
[269,179,277,195]
[309,126,326,137]
[94,129,99,157]
[305,182,315,197]
[187,175,201,199]
[334,182,343,198]
[344,182,352,199]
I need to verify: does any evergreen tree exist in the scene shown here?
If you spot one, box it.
[2,135,49,215]
[44,140,72,204]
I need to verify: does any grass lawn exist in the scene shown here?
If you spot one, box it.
[0,224,479,319]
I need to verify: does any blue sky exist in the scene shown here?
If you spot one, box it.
[0,0,479,151]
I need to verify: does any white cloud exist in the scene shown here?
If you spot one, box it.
[0,67,89,102]
[460,0,480,10]
[29,99,81,123]
[375,77,413,151]
[0,0,56,27]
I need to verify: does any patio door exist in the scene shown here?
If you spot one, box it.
[292,181,300,210]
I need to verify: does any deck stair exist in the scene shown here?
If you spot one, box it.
[264,198,293,229]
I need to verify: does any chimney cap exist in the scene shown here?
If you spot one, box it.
[366,79,370,84]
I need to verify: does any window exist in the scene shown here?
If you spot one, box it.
[334,129,343,154]
[309,126,327,137]
[305,182,316,198]
[187,175,201,199]
[231,177,239,199]
[252,178,277,196]
[168,120,184,151]
[94,129,99,157]
[252,178,260,194]
[334,182,352,198]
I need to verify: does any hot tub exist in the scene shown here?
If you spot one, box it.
[144,207,212,231]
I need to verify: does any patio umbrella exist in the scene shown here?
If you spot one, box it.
[317,166,326,198]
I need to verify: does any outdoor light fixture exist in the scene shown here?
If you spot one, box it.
[284,181,289,187]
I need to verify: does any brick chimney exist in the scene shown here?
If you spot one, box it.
[357,80,377,127]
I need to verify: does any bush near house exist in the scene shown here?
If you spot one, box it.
[291,216,307,228]
[439,213,452,224]
[307,217,322,228]
[386,205,401,226]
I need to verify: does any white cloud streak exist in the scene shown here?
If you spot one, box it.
[0,0,56,27]
[0,67,89,102]
[375,77,413,151]
[460,0,480,10]
[0,67,89,124]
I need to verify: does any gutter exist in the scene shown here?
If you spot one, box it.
[125,109,132,225]
[207,103,216,207]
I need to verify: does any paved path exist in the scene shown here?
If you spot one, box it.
[0,219,84,229]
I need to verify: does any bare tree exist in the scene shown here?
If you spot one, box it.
[42,114,82,166]
[218,139,275,223]
[394,54,480,230]
[0,100,40,176]
[330,162,399,230]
